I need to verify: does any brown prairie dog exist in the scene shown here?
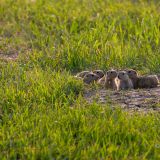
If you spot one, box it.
[137,75,159,88]
[75,71,90,78]
[104,70,118,90]
[127,69,159,88]
[116,71,133,90]
[126,69,138,89]
[93,70,105,79]
[83,73,100,84]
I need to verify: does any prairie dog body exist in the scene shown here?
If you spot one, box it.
[126,69,138,89]
[137,75,159,88]
[104,70,117,89]
[75,70,104,84]
[116,71,133,90]
[127,69,159,88]
[75,71,90,78]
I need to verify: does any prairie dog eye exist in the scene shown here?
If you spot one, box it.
[111,71,113,74]
[128,71,131,73]
[122,73,124,75]
[91,75,94,77]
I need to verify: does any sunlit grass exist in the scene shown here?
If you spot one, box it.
[0,0,160,159]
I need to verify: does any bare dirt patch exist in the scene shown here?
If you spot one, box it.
[84,86,160,113]
[0,52,18,61]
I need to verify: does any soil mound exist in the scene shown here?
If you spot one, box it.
[84,86,160,113]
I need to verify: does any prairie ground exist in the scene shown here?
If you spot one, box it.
[0,0,160,159]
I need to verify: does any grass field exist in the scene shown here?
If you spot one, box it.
[0,0,160,159]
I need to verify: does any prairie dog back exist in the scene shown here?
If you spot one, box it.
[75,71,90,78]
[137,75,159,88]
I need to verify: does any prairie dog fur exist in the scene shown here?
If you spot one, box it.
[83,73,99,84]
[93,70,104,79]
[75,71,90,78]
[126,69,138,89]
[127,69,159,88]
[104,70,117,89]
[116,71,133,90]
[137,75,159,88]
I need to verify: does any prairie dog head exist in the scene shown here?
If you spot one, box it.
[93,70,104,78]
[126,69,138,79]
[117,71,129,80]
[83,73,99,84]
[106,70,117,80]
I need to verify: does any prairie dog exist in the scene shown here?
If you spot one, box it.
[75,71,90,78]
[116,71,133,90]
[126,69,138,89]
[83,73,99,84]
[93,70,104,79]
[127,69,159,88]
[137,75,159,88]
[104,70,117,89]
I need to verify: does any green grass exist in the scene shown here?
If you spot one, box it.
[0,0,160,159]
